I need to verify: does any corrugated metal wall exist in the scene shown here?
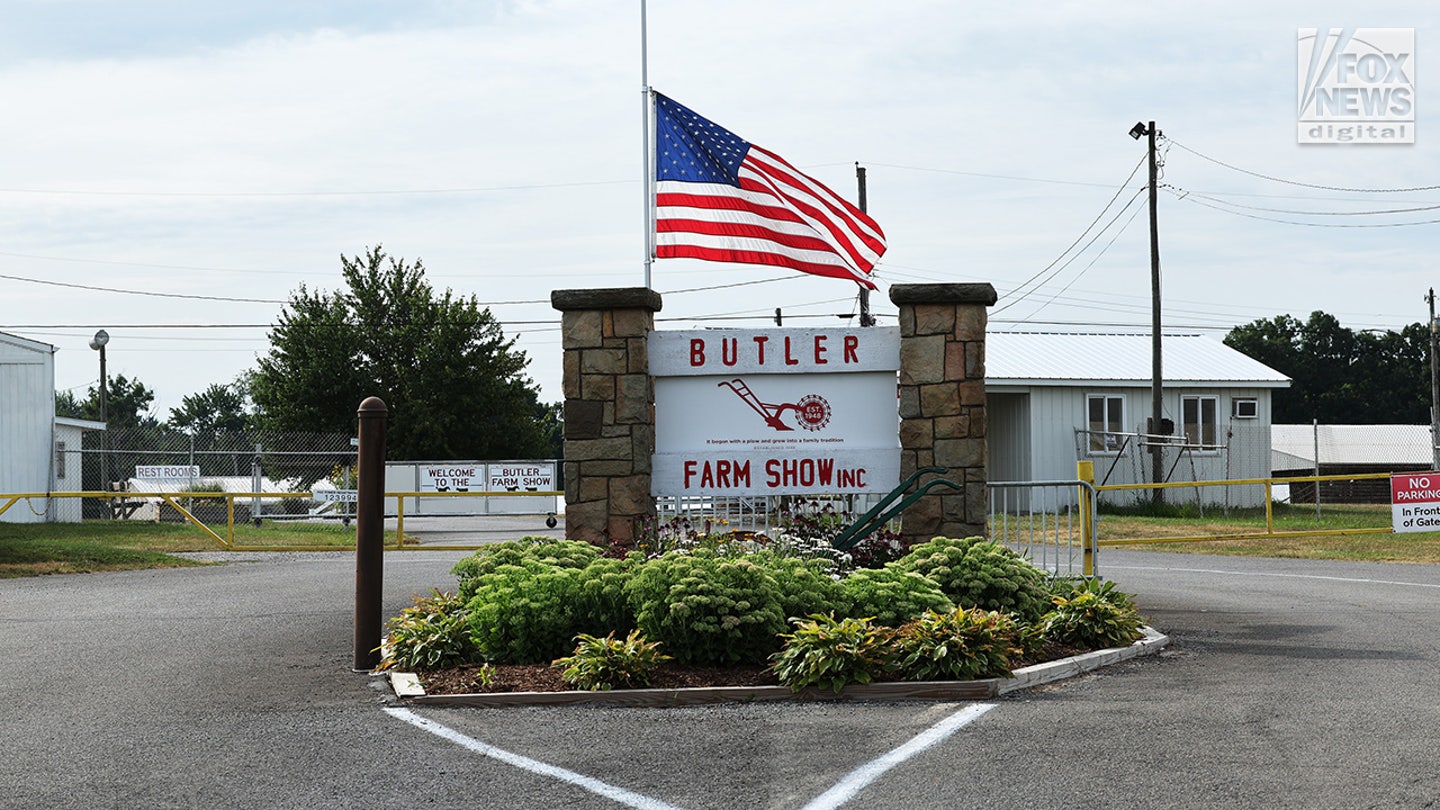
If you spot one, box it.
[994,384,1275,509]
[0,336,56,523]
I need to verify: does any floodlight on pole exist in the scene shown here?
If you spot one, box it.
[1127,121,1164,502]
[90,329,110,509]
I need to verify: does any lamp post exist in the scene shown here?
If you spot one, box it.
[89,330,110,512]
[1130,120,1164,503]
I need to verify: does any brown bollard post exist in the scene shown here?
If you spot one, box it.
[353,396,388,671]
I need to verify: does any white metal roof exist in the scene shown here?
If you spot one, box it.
[54,416,107,432]
[1271,424,1434,468]
[985,332,1290,388]
[0,330,55,358]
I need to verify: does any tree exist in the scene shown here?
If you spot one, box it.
[1225,311,1429,424]
[251,246,551,460]
[54,374,159,429]
[169,377,256,437]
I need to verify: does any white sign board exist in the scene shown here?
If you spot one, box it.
[486,462,556,492]
[657,372,898,451]
[419,464,482,493]
[315,489,358,503]
[135,465,201,480]
[649,327,899,375]
[653,449,900,497]
[651,327,900,497]
[1391,473,1440,532]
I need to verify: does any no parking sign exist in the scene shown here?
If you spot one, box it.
[1390,473,1440,533]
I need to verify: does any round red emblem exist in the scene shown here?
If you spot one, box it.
[795,394,832,431]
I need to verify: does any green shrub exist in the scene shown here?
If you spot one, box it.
[625,549,786,666]
[769,614,893,692]
[1046,576,1139,612]
[890,607,1022,681]
[839,567,954,627]
[451,538,599,600]
[574,554,642,635]
[465,562,590,664]
[377,590,475,671]
[893,536,1051,622]
[748,552,846,621]
[553,630,672,691]
[1040,590,1145,649]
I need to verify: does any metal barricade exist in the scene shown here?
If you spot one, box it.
[988,478,1098,577]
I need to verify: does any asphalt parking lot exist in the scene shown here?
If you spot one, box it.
[3,548,1439,809]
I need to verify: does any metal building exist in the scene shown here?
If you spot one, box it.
[985,332,1290,507]
[0,331,105,523]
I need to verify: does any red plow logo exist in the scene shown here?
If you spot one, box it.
[718,378,831,432]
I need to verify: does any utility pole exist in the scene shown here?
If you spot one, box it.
[1429,288,1439,471]
[1130,121,1164,502]
[856,163,875,327]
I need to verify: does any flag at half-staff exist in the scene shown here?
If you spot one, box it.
[652,92,886,289]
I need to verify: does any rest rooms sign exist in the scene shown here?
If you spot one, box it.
[135,465,200,480]
[1391,473,1440,533]
[650,327,900,497]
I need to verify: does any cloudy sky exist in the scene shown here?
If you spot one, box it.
[2,1,1437,418]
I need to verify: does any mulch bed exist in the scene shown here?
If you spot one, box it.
[414,640,1088,696]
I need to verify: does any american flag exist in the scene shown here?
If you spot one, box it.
[653,93,886,289]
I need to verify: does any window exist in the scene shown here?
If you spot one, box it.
[1232,398,1258,419]
[1182,396,1218,448]
[55,441,66,480]
[1087,395,1125,453]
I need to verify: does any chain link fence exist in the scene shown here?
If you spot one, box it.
[77,427,357,525]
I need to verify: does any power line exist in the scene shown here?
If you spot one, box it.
[1166,136,1440,193]
[1170,188,1440,217]
[992,183,1147,316]
[0,178,633,198]
[1172,191,1440,228]
[0,272,286,303]
[861,162,1135,189]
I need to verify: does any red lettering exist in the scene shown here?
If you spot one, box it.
[817,458,835,486]
[814,334,828,364]
[687,459,753,490]
[766,459,780,487]
[689,339,706,367]
[753,336,769,364]
[844,335,859,363]
[784,336,799,366]
[721,337,738,367]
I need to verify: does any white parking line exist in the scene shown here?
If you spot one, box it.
[383,707,688,810]
[799,702,998,810]
[1106,564,1440,590]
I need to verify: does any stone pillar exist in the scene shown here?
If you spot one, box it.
[889,283,997,545]
[550,287,662,548]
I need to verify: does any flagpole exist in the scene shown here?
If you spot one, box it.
[640,0,653,289]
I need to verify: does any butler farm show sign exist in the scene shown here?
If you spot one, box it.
[650,327,900,497]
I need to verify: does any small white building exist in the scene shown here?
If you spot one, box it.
[0,331,106,523]
[1271,423,1434,504]
[985,332,1290,507]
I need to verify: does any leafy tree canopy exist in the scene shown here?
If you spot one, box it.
[169,377,256,437]
[55,373,159,429]
[1224,311,1429,424]
[250,246,553,460]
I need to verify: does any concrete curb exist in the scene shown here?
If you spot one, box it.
[392,626,1170,708]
